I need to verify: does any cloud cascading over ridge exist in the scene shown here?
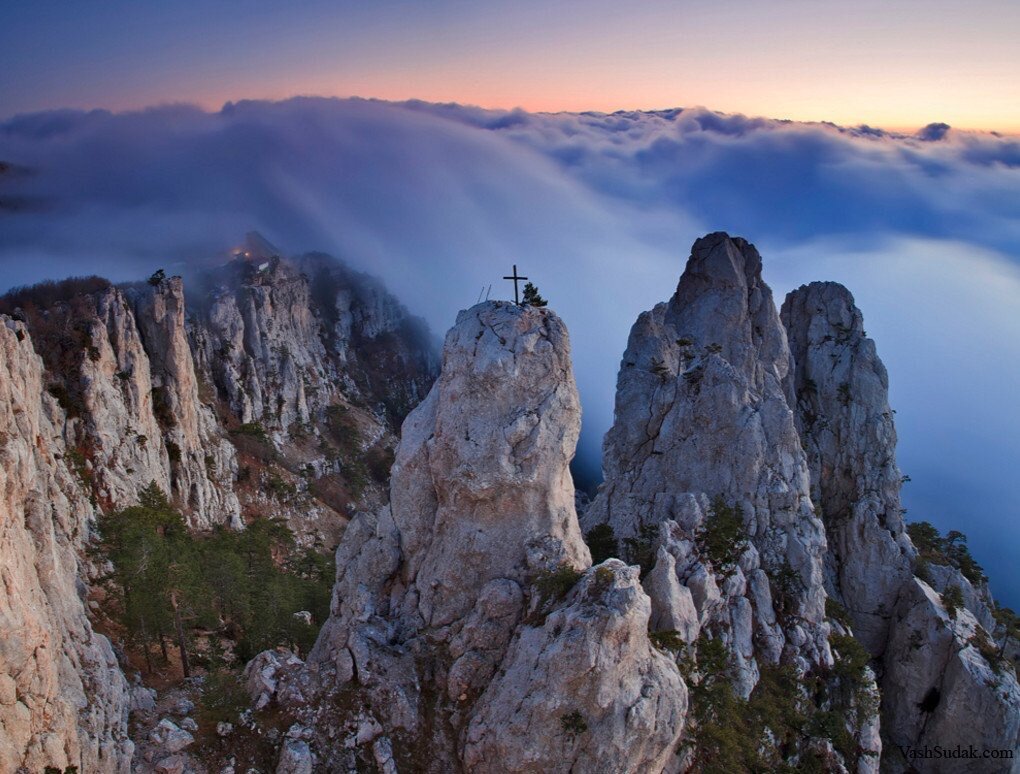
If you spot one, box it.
[1,97,1018,603]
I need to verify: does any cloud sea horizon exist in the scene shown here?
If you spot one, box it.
[1,96,1017,604]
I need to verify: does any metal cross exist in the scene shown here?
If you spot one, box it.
[503,264,528,305]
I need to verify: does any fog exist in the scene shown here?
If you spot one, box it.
[1,97,1017,604]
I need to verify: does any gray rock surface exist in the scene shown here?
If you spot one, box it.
[153,754,186,774]
[923,562,997,633]
[310,301,591,683]
[463,560,687,773]
[0,317,132,773]
[190,246,437,442]
[276,738,314,774]
[132,276,242,527]
[644,547,700,643]
[0,244,438,771]
[243,648,304,711]
[782,280,1019,768]
[881,579,1020,773]
[129,685,158,714]
[295,302,684,772]
[782,281,914,656]
[150,718,194,753]
[584,233,831,674]
[66,287,174,510]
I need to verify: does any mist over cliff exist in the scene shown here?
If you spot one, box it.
[1,97,1017,602]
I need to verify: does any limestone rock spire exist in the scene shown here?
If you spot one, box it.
[781,281,914,655]
[585,232,830,670]
[297,301,685,772]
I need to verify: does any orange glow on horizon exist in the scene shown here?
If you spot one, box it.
[167,85,1019,136]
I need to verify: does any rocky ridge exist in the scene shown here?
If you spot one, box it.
[576,233,1017,771]
[1,234,439,545]
[583,233,831,675]
[781,281,915,656]
[0,230,1016,773]
[783,281,1020,771]
[0,239,438,772]
[216,234,1016,773]
[279,302,687,772]
[0,316,133,773]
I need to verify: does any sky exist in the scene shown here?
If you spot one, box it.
[2,0,1020,131]
[0,3,1018,604]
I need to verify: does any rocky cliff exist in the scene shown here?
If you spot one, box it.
[0,317,132,773]
[584,233,831,674]
[281,302,686,772]
[0,239,439,772]
[185,245,439,545]
[783,280,1020,772]
[1,231,1016,773]
[781,281,915,656]
[580,233,1017,772]
[0,236,439,545]
[131,276,242,528]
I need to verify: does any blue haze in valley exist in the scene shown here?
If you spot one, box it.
[1,98,1017,605]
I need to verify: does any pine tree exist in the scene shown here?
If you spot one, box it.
[95,482,187,671]
[96,484,335,672]
[522,282,548,307]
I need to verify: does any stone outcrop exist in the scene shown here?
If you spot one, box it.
[191,256,330,433]
[310,302,591,682]
[3,229,1016,773]
[463,560,686,774]
[0,317,132,773]
[183,240,439,544]
[781,279,1019,770]
[584,232,831,676]
[781,281,914,656]
[190,243,437,441]
[3,238,439,543]
[132,276,242,528]
[0,241,439,769]
[65,287,172,511]
[294,302,685,771]
[881,579,1019,773]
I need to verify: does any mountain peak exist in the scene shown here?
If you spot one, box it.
[236,230,281,262]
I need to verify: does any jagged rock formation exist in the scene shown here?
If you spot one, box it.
[583,232,831,677]
[2,229,1016,773]
[288,302,686,772]
[922,562,996,632]
[184,242,439,543]
[0,317,132,773]
[12,283,175,513]
[782,281,915,656]
[0,239,438,770]
[131,276,242,527]
[462,560,686,774]
[783,281,1020,771]
[1,236,438,543]
[881,579,1019,773]
[190,243,437,440]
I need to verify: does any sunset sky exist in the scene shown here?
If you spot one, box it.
[2,0,1019,130]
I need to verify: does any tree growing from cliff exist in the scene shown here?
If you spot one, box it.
[522,282,548,307]
[697,497,749,578]
[584,523,619,564]
[906,520,986,584]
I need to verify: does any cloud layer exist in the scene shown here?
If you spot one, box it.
[2,98,1018,604]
